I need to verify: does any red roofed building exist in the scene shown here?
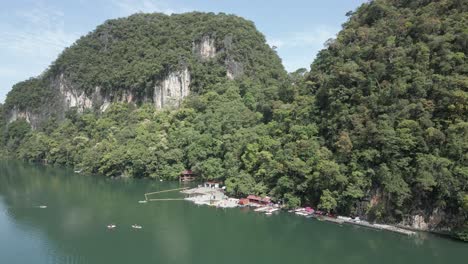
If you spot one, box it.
[247,195,271,205]
[238,198,250,205]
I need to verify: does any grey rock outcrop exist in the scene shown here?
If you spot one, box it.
[193,35,217,60]
[154,68,191,109]
[226,59,244,80]
[8,67,192,128]
[58,74,93,113]
[7,28,255,128]
[8,108,33,125]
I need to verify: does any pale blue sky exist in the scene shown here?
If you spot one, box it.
[0,0,366,103]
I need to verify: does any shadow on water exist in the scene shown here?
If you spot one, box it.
[0,160,467,264]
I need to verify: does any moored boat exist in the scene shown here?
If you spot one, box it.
[254,206,269,212]
[266,208,279,213]
[295,211,309,216]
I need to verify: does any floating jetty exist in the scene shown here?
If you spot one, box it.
[347,221,416,236]
[182,186,239,208]
[147,198,186,201]
[254,206,270,212]
[315,215,345,224]
[145,185,416,237]
[144,187,189,201]
[292,209,416,236]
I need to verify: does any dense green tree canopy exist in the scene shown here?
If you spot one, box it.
[49,12,286,94]
[307,0,467,222]
[3,12,287,119]
[1,1,467,240]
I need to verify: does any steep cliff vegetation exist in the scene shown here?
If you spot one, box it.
[1,1,467,239]
[3,12,287,127]
[47,12,285,95]
[307,0,467,235]
[0,104,5,157]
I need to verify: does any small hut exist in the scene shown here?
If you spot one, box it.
[246,195,271,205]
[204,181,222,188]
[238,198,250,205]
[179,170,196,182]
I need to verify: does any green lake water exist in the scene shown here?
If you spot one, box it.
[0,160,466,264]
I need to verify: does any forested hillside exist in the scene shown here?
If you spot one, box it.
[0,104,5,157]
[1,1,467,240]
[307,0,467,238]
[3,12,287,128]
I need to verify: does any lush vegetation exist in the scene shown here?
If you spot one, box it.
[1,1,467,239]
[4,12,286,117]
[307,0,467,231]
[50,12,286,95]
[0,104,6,157]
[3,78,54,112]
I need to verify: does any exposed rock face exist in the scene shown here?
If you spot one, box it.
[193,35,216,60]
[7,107,49,130]
[153,68,191,109]
[120,90,134,103]
[8,108,32,124]
[8,68,192,128]
[58,69,191,112]
[57,75,148,113]
[58,74,93,113]
[399,209,450,232]
[99,100,111,112]
[8,33,240,127]
[94,87,111,112]
[410,215,430,230]
[192,35,244,80]
[226,59,243,80]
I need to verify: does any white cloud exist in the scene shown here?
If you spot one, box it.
[289,28,337,47]
[0,3,79,60]
[0,2,81,103]
[16,5,65,26]
[0,67,18,77]
[267,26,339,72]
[113,0,181,15]
[0,29,78,59]
[266,38,284,49]
[269,26,338,50]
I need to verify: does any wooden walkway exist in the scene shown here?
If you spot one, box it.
[148,198,185,201]
[144,187,189,201]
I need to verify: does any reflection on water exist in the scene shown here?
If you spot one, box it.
[0,160,467,264]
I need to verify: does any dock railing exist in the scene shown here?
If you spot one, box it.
[144,187,189,201]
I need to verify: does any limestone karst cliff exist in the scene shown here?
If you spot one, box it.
[3,12,285,128]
